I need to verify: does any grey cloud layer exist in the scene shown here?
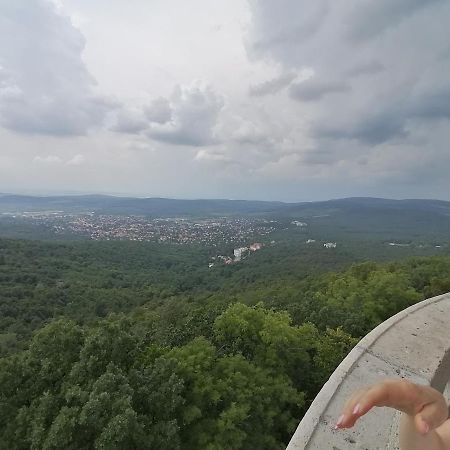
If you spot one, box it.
[246,0,450,163]
[1,0,450,201]
[346,0,445,41]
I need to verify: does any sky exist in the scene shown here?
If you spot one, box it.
[0,0,450,202]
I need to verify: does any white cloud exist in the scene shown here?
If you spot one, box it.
[194,149,231,163]
[33,155,63,164]
[147,82,224,147]
[249,72,296,97]
[110,107,147,134]
[66,154,86,166]
[0,0,115,136]
[145,97,172,124]
[289,78,350,102]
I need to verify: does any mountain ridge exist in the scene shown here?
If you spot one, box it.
[1,193,450,218]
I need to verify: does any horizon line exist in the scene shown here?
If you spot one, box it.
[0,191,448,205]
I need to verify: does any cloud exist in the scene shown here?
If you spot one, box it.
[247,0,450,147]
[33,155,63,164]
[145,97,172,124]
[147,83,224,146]
[409,85,450,121]
[315,113,408,145]
[289,79,350,102]
[246,0,330,63]
[231,121,269,145]
[194,150,232,163]
[110,98,172,135]
[2,0,450,202]
[345,61,385,78]
[0,0,115,136]
[66,154,86,166]
[111,85,223,144]
[346,0,444,42]
[249,72,296,97]
[110,108,147,134]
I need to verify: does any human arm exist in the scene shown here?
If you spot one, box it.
[335,379,450,450]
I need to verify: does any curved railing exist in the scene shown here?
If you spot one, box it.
[287,292,450,450]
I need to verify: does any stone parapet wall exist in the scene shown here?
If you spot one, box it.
[287,292,450,450]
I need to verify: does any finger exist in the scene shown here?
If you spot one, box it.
[337,381,399,429]
[347,382,392,420]
[357,379,421,415]
[335,387,371,429]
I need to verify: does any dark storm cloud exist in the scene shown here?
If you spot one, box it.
[0,0,115,136]
[249,72,296,97]
[289,79,350,102]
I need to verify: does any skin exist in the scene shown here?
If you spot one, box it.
[336,378,450,450]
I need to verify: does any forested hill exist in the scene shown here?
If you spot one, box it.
[1,193,450,218]
[0,194,285,216]
[1,235,450,448]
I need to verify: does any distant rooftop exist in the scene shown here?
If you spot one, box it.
[287,292,450,450]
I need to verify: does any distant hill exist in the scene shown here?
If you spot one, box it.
[0,194,285,217]
[1,194,450,218]
[277,197,450,243]
[1,194,450,243]
[281,197,450,215]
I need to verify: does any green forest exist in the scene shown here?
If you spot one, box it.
[1,237,450,449]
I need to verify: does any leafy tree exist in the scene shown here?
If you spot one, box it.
[213,303,316,391]
[168,336,304,450]
[0,320,183,450]
[312,327,358,389]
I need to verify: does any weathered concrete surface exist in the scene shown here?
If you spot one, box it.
[287,292,450,450]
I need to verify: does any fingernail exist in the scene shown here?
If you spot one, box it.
[353,403,361,415]
[334,414,345,429]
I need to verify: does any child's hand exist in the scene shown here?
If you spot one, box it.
[336,379,448,435]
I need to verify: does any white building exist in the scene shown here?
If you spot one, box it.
[234,247,248,262]
[292,221,308,227]
[324,242,337,248]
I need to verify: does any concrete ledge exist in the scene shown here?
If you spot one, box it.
[287,292,450,450]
